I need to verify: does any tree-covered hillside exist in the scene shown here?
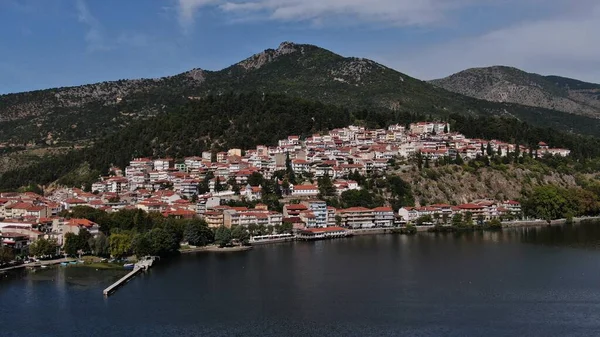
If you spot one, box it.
[3,92,600,191]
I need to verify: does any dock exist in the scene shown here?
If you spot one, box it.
[102,256,158,296]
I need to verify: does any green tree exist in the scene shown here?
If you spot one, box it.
[247,172,265,187]
[317,174,336,197]
[285,152,296,184]
[452,213,464,226]
[89,232,109,256]
[215,177,224,192]
[63,233,79,256]
[183,220,213,246]
[280,222,293,234]
[231,226,250,245]
[148,226,180,257]
[416,152,423,170]
[214,226,232,247]
[523,185,573,223]
[416,214,433,225]
[0,246,15,264]
[77,229,92,252]
[132,233,152,257]
[109,233,133,258]
[486,142,493,156]
[487,218,503,230]
[29,238,59,257]
[464,212,474,226]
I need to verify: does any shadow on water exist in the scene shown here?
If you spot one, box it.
[0,265,128,292]
[517,220,600,250]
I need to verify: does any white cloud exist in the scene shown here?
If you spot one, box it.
[177,0,481,29]
[75,1,152,52]
[76,0,111,52]
[387,2,600,82]
[177,0,221,31]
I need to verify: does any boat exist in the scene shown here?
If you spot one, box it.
[123,263,135,270]
[249,233,295,245]
[60,262,69,266]
[69,261,77,265]
[40,265,48,269]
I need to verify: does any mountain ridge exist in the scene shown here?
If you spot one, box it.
[430,66,600,117]
[2,42,600,146]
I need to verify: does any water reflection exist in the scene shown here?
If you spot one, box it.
[517,221,600,250]
[418,221,600,250]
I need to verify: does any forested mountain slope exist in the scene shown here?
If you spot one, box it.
[3,43,600,146]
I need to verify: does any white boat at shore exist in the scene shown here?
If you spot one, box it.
[249,233,295,245]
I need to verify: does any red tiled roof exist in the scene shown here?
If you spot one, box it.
[458,204,484,210]
[302,226,347,233]
[340,207,372,212]
[67,218,97,228]
[64,198,86,204]
[285,204,308,210]
[294,185,318,191]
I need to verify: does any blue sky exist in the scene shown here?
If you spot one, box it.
[1,0,599,94]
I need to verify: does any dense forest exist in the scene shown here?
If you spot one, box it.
[2,92,600,191]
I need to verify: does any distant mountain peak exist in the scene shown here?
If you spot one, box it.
[182,68,206,82]
[237,41,306,71]
[430,66,600,117]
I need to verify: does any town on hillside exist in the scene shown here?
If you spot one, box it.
[1,122,569,257]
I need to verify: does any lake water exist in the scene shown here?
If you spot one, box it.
[3,223,600,336]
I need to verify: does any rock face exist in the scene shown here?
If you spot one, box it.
[399,165,578,206]
[430,66,600,118]
[238,42,302,70]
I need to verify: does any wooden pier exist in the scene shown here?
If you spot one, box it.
[102,256,158,296]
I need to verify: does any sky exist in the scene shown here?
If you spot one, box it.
[1,0,599,94]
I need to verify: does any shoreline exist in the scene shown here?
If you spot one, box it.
[0,257,75,273]
[7,217,600,273]
[180,245,253,254]
[501,216,600,228]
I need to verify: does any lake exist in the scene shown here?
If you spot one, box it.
[3,222,600,336]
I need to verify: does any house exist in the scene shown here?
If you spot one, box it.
[296,226,349,240]
[283,204,308,217]
[290,185,319,197]
[338,207,375,228]
[204,211,224,228]
[241,185,262,201]
[162,209,197,219]
[62,198,88,210]
[25,205,50,219]
[136,200,168,213]
[62,218,100,236]
[4,202,34,219]
[0,232,30,254]
[398,207,418,222]
[372,207,394,227]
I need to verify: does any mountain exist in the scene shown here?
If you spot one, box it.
[3,42,600,147]
[430,66,600,118]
